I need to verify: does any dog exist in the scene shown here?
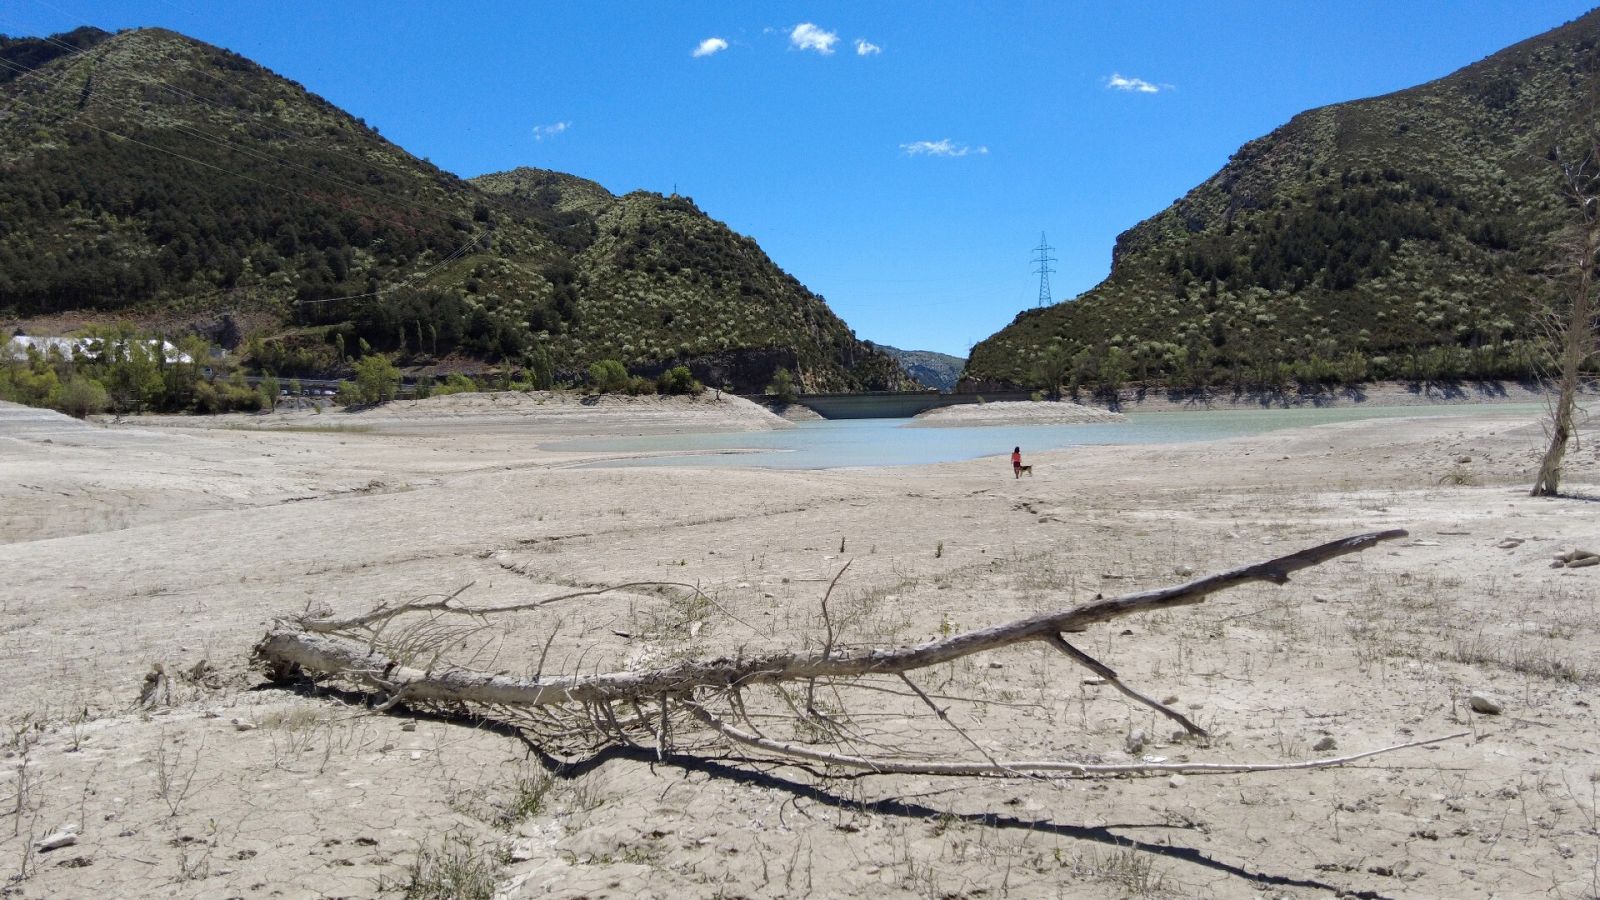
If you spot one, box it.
[1016,464,1033,477]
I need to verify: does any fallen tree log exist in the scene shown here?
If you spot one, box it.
[253,529,1458,776]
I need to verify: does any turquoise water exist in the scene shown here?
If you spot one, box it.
[555,403,1545,470]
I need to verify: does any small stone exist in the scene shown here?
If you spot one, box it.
[1456,456,1471,464]
[1568,555,1600,569]
[1312,594,1330,603]
[409,751,422,760]
[1312,736,1337,752]
[1162,695,1179,705]
[231,719,256,732]
[1168,774,1187,789]
[987,662,1004,669]
[1174,565,1195,577]
[1125,729,1147,754]
[1082,677,1106,686]
[34,825,79,852]
[400,721,417,732]
[1468,692,1503,715]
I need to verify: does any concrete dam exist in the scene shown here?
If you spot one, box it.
[745,391,1037,419]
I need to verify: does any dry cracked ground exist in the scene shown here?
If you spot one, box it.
[1,397,1598,899]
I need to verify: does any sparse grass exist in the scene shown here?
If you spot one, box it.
[153,731,203,818]
[453,767,555,830]
[1054,844,1170,895]
[257,705,326,731]
[387,829,503,900]
[640,586,715,642]
[1451,633,1589,683]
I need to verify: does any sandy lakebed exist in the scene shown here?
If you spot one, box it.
[2,390,1598,899]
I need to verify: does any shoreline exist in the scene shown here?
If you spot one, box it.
[1066,378,1583,413]
[44,378,1586,440]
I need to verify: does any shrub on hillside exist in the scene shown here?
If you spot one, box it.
[656,365,703,395]
[192,379,264,413]
[334,380,360,406]
[586,358,631,394]
[52,376,109,418]
[432,372,478,396]
[352,355,401,404]
[765,367,797,402]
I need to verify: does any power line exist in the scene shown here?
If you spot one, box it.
[1031,232,1056,308]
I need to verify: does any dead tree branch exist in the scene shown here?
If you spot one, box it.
[253,529,1436,777]
[685,700,1466,777]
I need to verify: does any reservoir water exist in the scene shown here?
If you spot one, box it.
[556,402,1545,470]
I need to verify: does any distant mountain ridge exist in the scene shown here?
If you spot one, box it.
[0,27,911,392]
[966,10,1600,390]
[874,344,966,392]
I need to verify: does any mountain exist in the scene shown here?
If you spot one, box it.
[470,169,911,392]
[873,344,966,392]
[0,27,910,393]
[966,11,1600,391]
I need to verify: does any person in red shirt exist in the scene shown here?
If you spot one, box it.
[1011,446,1022,479]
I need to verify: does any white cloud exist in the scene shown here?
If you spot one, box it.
[532,121,571,141]
[900,139,988,158]
[1106,73,1163,93]
[790,23,838,55]
[692,37,728,58]
[854,38,881,56]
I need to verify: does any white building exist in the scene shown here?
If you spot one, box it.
[5,335,193,365]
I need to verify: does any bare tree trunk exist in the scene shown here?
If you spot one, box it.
[249,531,1456,778]
[1534,151,1600,496]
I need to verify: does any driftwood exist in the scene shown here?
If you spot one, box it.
[253,528,1463,776]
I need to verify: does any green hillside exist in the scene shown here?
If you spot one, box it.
[966,10,1600,391]
[0,27,908,393]
[471,169,911,392]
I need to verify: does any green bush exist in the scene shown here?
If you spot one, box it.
[259,374,280,409]
[0,357,59,407]
[334,380,360,406]
[52,376,109,418]
[352,354,401,404]
[765,367,797,402]
[656,365,702,395]
[433,372,478,396]
[587,358,630,394]
[192,379,264,413]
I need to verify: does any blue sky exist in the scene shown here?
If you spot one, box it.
[5,2,1597,356]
